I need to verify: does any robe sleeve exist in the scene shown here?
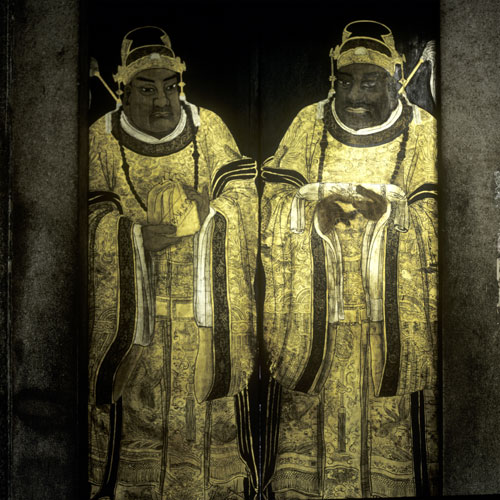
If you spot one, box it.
[88,119,154,406]
[193,110,259,401]
[374,111,438,396]
[261,106,332,393]
[89,117,119,193]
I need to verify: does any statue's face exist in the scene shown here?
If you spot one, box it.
[334,63,398,130]
[123,68,182,138]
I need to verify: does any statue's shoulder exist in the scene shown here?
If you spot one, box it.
[283,102,323,132]
[298,102,321,121]
[197,106,222,126]
[411,104,436,129]
[89,111,115,137]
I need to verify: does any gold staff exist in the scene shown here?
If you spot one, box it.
[90,57,120,103]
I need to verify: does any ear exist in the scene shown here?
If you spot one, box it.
[123,85,132,107]
[393,66,403,92]
[386,72,401,105]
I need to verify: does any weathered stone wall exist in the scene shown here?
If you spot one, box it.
[6,0,83,498]
[440,0,500,494]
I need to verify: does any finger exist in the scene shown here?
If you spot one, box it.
[143,223,176,231]
[320,194,339,206]
[182,184,198,196]
[147,224,177,235]
[325,193,351,204]
[318,199,342,214]
[184,191,201,201]
[356,185,371,197]
[147,235,184,252]
[162,225,177,235]
[161,235,184,245]
[356,185,383,202]
[329,201,343,211]
[159,223,177,231]
[337,216,351,227]
[337,210,357,224]
[338,193,353,204]
[352,200,369,211]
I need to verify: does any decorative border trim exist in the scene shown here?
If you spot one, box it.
[206,213,231,399]
[408,183,438,205]
[379,205,401,396]
[88,206,114,351]
[111,109,195,157]
[211,159,257,199]
[96,217,136,405]
[295,228,327,393]
[261,166,308,188]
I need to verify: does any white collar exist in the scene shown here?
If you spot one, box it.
[331,99,403,136]
[120,108,187,144]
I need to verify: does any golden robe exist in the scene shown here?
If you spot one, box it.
[88,104,258,500]
[261,98,438,498]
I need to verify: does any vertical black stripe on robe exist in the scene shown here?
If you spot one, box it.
[295,228,327,393]
[91,398,123,500]
[317,390,326,493]
[206,213,231,399]
[261,376,282,499]
[379,209,401,397]
[96,217,137,405]
[419,391,430,494]
[411,392,422,496]
[235,389,258,496]
[203,401,213,489]
[312,324,336,396]
[411,391,431,496]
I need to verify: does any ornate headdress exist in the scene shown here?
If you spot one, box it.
[329,20,405,93]
[113,26,187,98]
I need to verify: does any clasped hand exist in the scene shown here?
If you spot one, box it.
[316,185,387,234]
[142,184,210,252]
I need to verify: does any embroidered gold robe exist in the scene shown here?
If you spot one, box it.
[88,104,258,500]
[261,98,438,498]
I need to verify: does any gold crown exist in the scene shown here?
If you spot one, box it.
[331,20,405,76]
[113,26,187,96]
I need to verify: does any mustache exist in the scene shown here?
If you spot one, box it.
[344,101,374,109]
[151,106,173,114]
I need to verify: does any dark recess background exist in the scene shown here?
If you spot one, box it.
[88,0,438,161]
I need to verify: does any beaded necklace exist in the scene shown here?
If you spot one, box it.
[317,96,409,186]
[117,101,200,212]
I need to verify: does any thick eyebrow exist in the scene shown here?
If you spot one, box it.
[134,76,178,85]
[362,72,387,79]
[337,71,386,80]
[135,76,155,83]
[163,76,178,85]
